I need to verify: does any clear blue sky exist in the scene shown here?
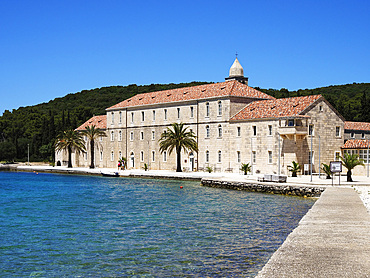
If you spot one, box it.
[0,0,369,115]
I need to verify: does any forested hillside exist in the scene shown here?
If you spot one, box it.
[0,82,369,162]
[0,82,208,162]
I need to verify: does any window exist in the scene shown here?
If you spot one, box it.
[206,150,209,163]
[237,127,241,137]
[190,106,194,118]
[268,125,272,136]
[206,102,210,117]
[206,125,210,138]
[140,131,144,140]
[237,151,241,163]
[130,131,134,141]
[252,126,257,136]
[131,112,134,123]
[335,152,340,161]
[362,133,365,139]
[163,151,167,162]
[218,101,222,116]
[153,110,156,121]
[111,112,114,124]
[336,126,341,137]
[119,111,122,124]
[119,151,122,159]
[350,132,355,138]
[252,151,256,164]
[164,109,167,120]
[218,150,222,163]
[100,136,103,142]
[288,119,294,126]
[308,124,314,136]
[84,152,87,161]
[140,151,144,162]
[119,130,122,141]
[152,131,155,140]
[319,105,323,112]
[177,108,180,119]
[308,151,314,165]
[111,151,114,161]
[218,125,222,137]
[152,151,155,162]
[141,111,145,122]
[111,131,114,141]
[100,151,103,161]
[268,151,273,164]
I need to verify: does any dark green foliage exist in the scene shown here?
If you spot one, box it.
[0,82,208,162]
[322,163,332,179]
[0,82,369,162]
[288,161,301,177]
[0,141,16,162]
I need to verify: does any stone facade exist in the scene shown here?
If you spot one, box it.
[56,58,369,176]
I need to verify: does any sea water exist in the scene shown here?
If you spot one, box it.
[0,171,315,277]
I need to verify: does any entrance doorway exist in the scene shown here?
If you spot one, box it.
[189,152,195,171]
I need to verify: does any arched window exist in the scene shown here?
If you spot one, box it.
[111,131,114,141]
[206,150,209,163]
[206,102,210,117]
[218,101,222,116]
[218,125,222,137]
[206,125,210,138]
[140,151,144,162]
[111,151,114,161]
[119,111,122,123]
[218,150,222,163]
[119,130,122,141]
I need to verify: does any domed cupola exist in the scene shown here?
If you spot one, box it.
[225,56,249,85]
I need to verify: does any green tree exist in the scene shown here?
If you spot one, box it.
[340,153,365,182]
[0,141,16,162]
[240,163,251,175]
[81,125,107,169]
[288,161,301,177]
[321,163,332,179]
[159,122,198,172]
[54,129,86,168]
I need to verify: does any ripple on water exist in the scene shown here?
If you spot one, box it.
[0,171,315,277]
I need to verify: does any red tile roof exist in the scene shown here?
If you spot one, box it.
[231,95,322,121]
[76,115,107,131]
[107,80,275,110]
[342,139,370,149]
[344,121,370,131]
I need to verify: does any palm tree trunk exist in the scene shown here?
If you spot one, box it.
[68,146,72,168]
[347,169,353,182]
[90,140,95,169]
[176,147,182,172]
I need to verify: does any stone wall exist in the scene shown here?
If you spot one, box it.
[201,178,326,197]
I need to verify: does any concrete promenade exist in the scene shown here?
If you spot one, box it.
[256,187,370,278]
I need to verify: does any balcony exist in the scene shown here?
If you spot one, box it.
[278,126,307,140]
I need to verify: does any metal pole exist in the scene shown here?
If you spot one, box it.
[278,132,281,176]
[251,138,253,175]
[310,130,313,182]
[367,139,369,178]
[318,135,321,178]
[28,144,30,166]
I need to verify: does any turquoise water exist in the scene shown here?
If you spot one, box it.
[0,171,315,277]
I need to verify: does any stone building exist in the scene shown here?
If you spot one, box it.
[56,58,365,176]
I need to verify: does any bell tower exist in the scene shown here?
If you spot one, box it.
[225,56,248,85]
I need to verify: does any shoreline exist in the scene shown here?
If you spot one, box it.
[1,163,369,210]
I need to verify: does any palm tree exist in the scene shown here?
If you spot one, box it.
[159,122,198,172]
[288,161,301,177]
[240,163,251,175]
[55,129,86,168]
[340,153,365,182]
[81,125,107,169]
[322,163,332,179]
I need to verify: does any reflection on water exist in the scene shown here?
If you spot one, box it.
[0,171,315,277]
